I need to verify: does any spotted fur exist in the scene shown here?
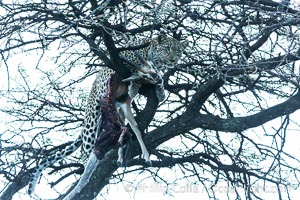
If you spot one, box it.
[28,36,188,195]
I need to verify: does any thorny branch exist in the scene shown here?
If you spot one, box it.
[1,0,300,200]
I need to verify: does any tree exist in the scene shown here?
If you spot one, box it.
[1,0,300,199]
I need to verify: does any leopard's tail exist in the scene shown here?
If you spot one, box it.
[28,136,83,195]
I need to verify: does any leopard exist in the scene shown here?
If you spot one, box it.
[27,35,188,195]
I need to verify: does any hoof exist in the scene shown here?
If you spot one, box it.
[117,161,123,167]
[145,160,152,166]
[117,160,126,167]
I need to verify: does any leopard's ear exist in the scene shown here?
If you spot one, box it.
[173,30,182,41]
[181,40,189,49]
[157,34,167,44]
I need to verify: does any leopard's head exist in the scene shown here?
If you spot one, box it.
[152,35,188,67]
